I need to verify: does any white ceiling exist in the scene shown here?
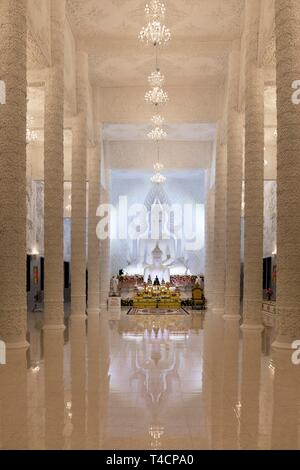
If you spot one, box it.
[102,123,216,141]
[66,0,244,87]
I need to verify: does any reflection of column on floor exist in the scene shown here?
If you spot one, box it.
[70,317,87,449]
[201,315,213,447]
[240,329,262,450]
[0,349,28,449]
[95,315,110,449]
[271,349,300,449]
[44,329,65,450]
[221,319,239,450]
[43,330,64,450]
[87,315,100,449]
[99,312,111,377]
[203,314,224,449]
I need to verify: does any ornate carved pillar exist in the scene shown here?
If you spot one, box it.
[205,186,215,306]
[212,125,227,315]
[242,0,264,329]
[273,0,300,347]
[71,51,88,318]
[100,186,110,311]
[44,0,66,328]
[87,92,101,316]
[240,4,264,443]
[224,41,244,319]
[0,0,27,347]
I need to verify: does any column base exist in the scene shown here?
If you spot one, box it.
[70,313,87,322]
[241,323,264,333]
[223,313,241,321]
[212,307,224,316]
[272,338,294,351]
[6,340,29,350]
[87,307,100,316]
[43,323,66,331]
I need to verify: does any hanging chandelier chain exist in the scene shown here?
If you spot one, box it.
[139,0,171,184]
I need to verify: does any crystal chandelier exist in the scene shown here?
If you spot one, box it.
[145,1,166,20]
[148,69,165,87]
[151,145,166,184]
[145,86,168,105]
[152,114,164,126]
[139,21,171,46]
[151,172,166,184]
[148,127,167,140]
[154,162,164,171]
[139,0,170,186]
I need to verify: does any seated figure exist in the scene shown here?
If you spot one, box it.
[144,243,170,284]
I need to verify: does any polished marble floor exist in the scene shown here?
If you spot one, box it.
[0,308,299,450]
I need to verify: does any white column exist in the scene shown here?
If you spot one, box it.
[44,0,65,328]
[71,51,88,318]
[212,127,227,315]
[87,92,101,316]
[100,186,110,311]
[0,0,27,347]
[205,187,215,306]
[273,0,300,348]
[240,4,264,448]
[242,0,264,329]
[224,41,244,319]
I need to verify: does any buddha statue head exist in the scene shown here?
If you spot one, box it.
[152,243,163,267]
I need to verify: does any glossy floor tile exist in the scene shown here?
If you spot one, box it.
[0,308,299,450]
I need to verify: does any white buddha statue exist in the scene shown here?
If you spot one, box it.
[144,243,170,284]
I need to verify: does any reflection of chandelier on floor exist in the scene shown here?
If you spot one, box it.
[26,116,38,143]
[139,0,171,185]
